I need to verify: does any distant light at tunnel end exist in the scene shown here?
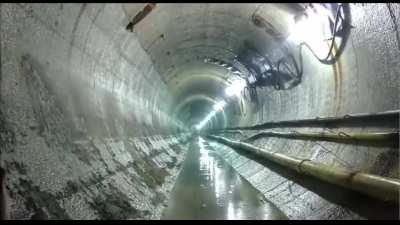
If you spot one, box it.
[196,78,247,131]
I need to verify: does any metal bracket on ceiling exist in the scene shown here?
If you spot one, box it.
[126,3,157,32]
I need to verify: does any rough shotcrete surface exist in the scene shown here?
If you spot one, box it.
[4,134,190,219]
[1,3,189,219]
[209,3,400,220]
[0,2,399,220]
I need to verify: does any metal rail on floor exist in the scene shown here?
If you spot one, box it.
[206,135,400,204]
[208,109,400,131]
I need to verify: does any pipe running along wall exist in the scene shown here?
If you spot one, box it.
[207,135,400,204]
[0,3,399,219]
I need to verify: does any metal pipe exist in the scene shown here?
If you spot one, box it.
[208,109,400,131]
[241,131,399,146]
[210,130,245,136]
[206,135,400,203]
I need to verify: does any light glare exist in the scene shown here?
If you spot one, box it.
[287,5,331,57]
[225,79,246,97]
[213,100,227,111]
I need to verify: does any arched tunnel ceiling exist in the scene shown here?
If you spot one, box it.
[122,3,300,129]
[2,3,399,220]
[129,3,294,78]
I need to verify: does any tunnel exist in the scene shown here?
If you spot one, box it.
[0,3,399,220]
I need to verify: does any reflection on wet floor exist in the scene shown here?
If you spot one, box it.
[161,137,287,220]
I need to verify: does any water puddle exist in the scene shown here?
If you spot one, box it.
[161,137,287,220]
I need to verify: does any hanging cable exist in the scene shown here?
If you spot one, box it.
[301,4,342,63]
[274,51,303,90]
[298,3,351,65]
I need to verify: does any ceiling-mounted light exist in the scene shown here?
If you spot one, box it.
[213,100,227,112]
[225,78,246,97]
[287,4,333,57]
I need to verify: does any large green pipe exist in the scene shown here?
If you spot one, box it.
[206,135,400,203]
[240,131,399,146]
[208,109,399,131]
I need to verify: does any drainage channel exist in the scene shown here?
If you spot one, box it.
[161,136,287,220]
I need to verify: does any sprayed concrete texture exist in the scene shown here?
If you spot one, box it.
[4,134,190,219]
[209,128,398,220]
[208,4,400,220]
[0,3,188,219]
[0,3,399,220]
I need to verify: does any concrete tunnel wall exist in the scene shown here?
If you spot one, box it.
[1,3,190,219]
[209,3,400,220]
[0,3,399,219]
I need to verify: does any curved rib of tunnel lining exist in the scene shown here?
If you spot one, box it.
[0,3,399,220]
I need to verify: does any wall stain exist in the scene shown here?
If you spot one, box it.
[4,161,27,175]
[88,185,150,219]
[16,179,71,219]
[67,3,87,60]
[370,149,399,177]
[70,4,87,47]
[20,54,75,148]
[82,4,105,55]
[0,112,16,154]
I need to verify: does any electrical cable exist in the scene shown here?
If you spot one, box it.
[275,53,302,90]
[299,3,345,64]
[236,3,345,94]
[268,3,349,91]
[232,4,349,96]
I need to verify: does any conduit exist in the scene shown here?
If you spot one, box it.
[210,109,400,131]
[206,135,400,204]
[1,3,399,219]
[239,131,399,147]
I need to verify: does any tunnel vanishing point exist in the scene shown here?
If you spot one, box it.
[0,3,399,220]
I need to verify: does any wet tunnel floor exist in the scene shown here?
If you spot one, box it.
[161,137,287,220]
